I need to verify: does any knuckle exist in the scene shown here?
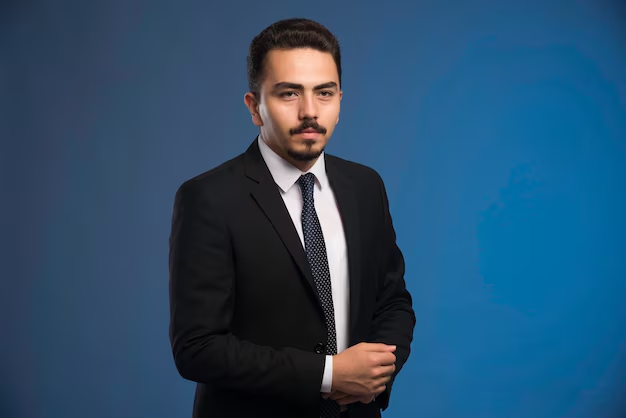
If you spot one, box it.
[368,355,377,367]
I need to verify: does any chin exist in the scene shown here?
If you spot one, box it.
[287,145,324,162]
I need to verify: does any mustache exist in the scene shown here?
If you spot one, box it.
[290,119,327,135]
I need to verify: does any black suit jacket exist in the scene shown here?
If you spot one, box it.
[169,139,415,418]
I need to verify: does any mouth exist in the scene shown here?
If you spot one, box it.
[296,130,322,139]
[290,122,327,138]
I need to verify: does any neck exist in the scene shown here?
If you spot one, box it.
[290,158,317,172]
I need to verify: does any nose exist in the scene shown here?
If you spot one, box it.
[298,93,318,120]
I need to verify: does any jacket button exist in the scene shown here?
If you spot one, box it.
[314,343,326,354]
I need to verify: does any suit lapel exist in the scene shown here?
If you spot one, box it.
[243,140,325,318]
[325,156,362,340]
[243,139,363,333]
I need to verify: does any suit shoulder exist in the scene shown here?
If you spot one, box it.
[326,154,384,185]
[176,154,244,198]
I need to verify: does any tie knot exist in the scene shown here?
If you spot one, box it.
[297,173,316,201]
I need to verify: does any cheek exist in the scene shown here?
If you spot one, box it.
[323,106,341,128]
[266,104,296,131]
[323,102,340,119]
[260,100,279,125]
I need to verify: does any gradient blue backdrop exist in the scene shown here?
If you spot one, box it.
[2,1,625,417]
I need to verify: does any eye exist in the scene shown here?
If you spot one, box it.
[319,91,334,97]
[279,91,298,98]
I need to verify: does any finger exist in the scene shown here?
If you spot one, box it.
[377,364,396,377]
[374,384,387,395]
[364,343,396,352]
[372,352,396,367]
[373,362,395,375]
[370,379,389,392]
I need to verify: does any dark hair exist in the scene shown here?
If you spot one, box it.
[247,18,342,95]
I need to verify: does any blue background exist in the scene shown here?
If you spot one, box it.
[2,1,625,417]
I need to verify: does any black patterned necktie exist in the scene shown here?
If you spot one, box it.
[297,173,340,418]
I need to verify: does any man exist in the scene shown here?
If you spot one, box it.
[169,18,415,418]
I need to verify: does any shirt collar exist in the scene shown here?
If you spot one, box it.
[257,135,329,193]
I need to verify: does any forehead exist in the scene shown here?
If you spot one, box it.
[261,48,339,86]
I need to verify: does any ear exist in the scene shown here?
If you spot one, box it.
[336,90,343,124]
[244,92,263,127]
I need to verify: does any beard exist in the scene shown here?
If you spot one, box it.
[287,140,324,161]
[287,118,327,161]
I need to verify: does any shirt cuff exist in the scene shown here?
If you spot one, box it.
[321,355,333,393]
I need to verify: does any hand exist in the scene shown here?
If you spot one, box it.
[322,390,378,406]
[331,342,396,398]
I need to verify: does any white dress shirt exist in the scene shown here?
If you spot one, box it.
[257,136,349,393]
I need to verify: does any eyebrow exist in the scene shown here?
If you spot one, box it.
[273,81,338,91]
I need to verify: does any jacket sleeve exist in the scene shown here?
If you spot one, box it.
[367,173,416,411]
[168,180,325,405]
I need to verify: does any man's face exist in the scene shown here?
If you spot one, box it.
[245,48,342,168]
